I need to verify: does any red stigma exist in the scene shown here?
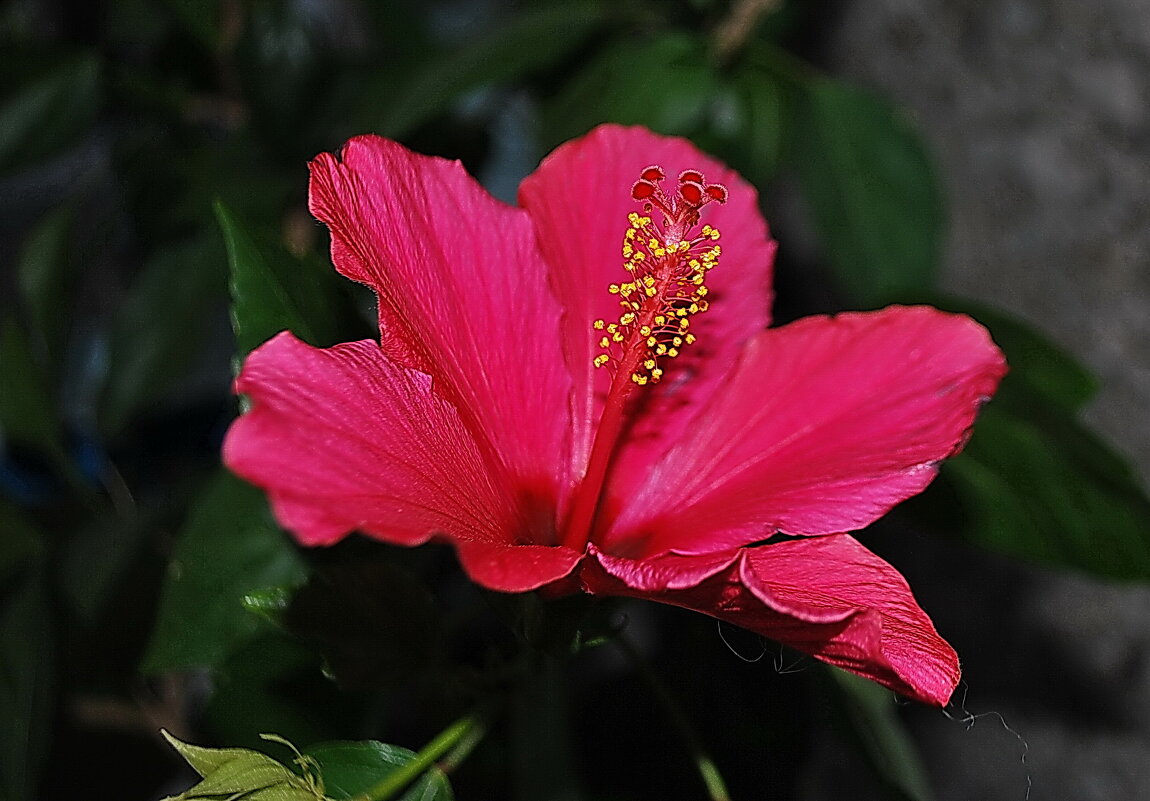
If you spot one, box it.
[631,180,658,200]
[678,181,705,205]
[641,165,666,182]
[630,164,728,233]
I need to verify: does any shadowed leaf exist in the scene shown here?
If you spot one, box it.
[789,79,942,304]
[304,741,453,801]
[142,471,306,672]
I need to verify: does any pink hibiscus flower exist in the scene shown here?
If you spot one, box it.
[224,124,1005,706]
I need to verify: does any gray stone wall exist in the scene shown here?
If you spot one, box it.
[823,1,1150,798]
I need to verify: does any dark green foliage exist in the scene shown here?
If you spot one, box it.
[142,471,306,673]
[788,79,943,305]
[1,1,1146,800]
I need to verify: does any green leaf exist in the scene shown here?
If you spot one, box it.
[0,316,65,460]
[923,296,1097,413]
[204,632,359,749]
[732,71,787,184]
[0,54,101,173]
[0,565,53,801]
[142,471,306,672]
[543,34,717,146]
[160,731,324,801]
[789,79,943,304]
[908,298,1150,579]
[824,668,934,801]
[16,204,75,360]
[377,1,607,139]
[947,405,1150,580]
[217,202,354,358]
[304,741,453,801]
[98,235,227,436]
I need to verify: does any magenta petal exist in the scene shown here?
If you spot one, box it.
[455,540,583,593]
[309,136,572,496]
[583,536,959,705]
[519,125,775,489]
[224,333,521,551]
[607,306,1007,554]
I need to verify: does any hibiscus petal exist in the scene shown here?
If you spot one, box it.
[584,536,959,705]
[308,136,572,498]
[224,333,580,590]
[607,306,1006,554]
[518,125,775,493]
[455,540,583,593]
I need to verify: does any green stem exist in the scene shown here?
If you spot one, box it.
[356,713,483,801]
[437,714,487,775]
[616,635,732,801]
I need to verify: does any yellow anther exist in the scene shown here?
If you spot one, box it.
[597,198,722,373]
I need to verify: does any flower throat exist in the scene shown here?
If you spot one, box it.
[563,165,727,551]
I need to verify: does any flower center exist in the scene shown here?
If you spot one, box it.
[562,165,727,552]
[591,166,726,385]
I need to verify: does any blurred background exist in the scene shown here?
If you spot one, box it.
[2,0,1149,799]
